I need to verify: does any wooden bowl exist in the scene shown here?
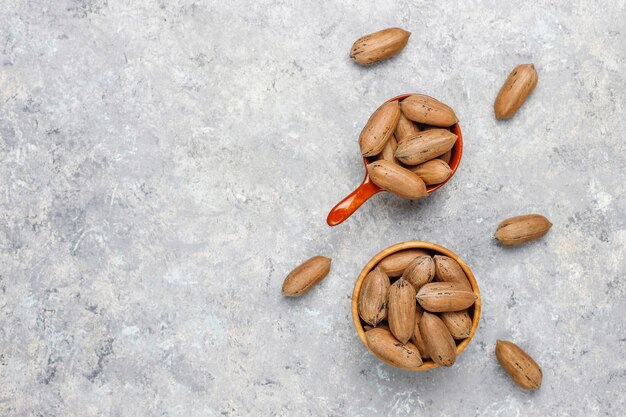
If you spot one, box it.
[352,240,481,370]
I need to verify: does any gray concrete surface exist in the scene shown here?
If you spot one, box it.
[1,1,625,416]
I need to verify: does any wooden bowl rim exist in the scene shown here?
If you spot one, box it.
[352,240,481,371]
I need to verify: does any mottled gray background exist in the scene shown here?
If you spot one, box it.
[1,0,625,416]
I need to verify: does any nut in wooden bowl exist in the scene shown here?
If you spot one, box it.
[352,241,481,370]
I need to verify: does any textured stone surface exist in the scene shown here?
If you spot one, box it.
[1,1,625,416]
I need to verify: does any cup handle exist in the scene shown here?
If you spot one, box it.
[327,173,382,226]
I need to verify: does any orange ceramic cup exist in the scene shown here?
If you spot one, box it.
[327,94,463,226]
